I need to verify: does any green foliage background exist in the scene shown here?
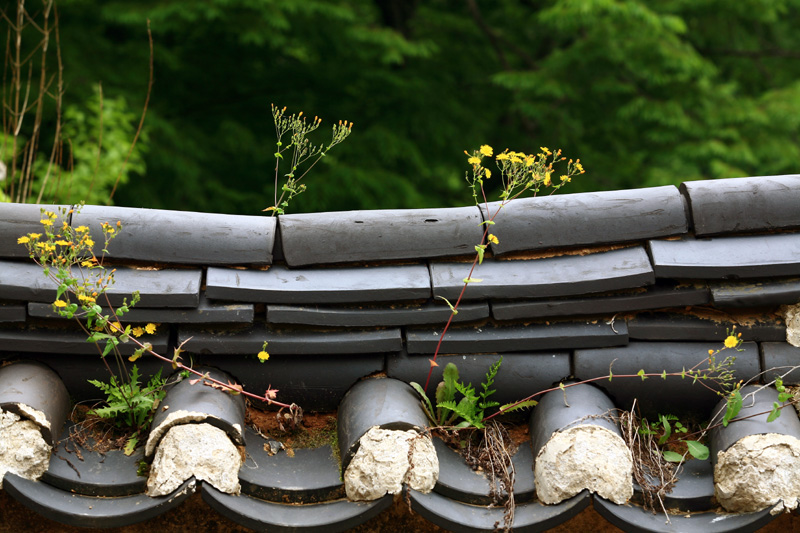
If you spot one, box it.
[9,0,800,213]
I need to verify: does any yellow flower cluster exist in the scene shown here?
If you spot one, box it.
[257,350,270,362]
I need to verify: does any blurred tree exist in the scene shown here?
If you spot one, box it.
[9,0,800,213]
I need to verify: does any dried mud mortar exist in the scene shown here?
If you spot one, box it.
[535,424,633,505]
[0,408,50,487]
[344,427,438,501]
[715,433,800,513]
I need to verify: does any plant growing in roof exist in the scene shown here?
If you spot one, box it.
[18,206,299,452]
[264,104,353,215]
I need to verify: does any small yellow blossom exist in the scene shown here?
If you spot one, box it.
[496,153,509,161]
[468,156,481,166]
[84,238,95,247]
[487,234,499,245]
[540,146,552,155]
[53,300,67,308]
[525,157,535,167]
[257,350,270,362]
[29,233,41,240]
[132,327,144,337]
[45,211,56,219]
[144,323,157,335]
[543,174,552,186]
[724,336,738,349]
[74,226,89,233]
[17,236,30,244]
[77,294,96,304]
[55,240,71,246]
[81,260,95,267]
[484,169,492,179]
[480,145,493,157]
[40,219,54,227]
[708,349,715,355]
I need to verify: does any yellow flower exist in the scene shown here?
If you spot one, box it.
[45,211,56,219]
[540,146,552,155]
[74,226,89,233]
[144,323,157,334]
[55,240,71,246]
[724,336,738,349]
[77,294,96,304]
[84,238,95,247]
[484,169,492,179]
[17,236,30,244]
[81,260,95,267]
[40,219,54,227]
[708,349,715,355]
[480,145,493,157]
[487,234,499,245]
[496,153,509,161]
[543,174,552,186]
[257,350,270,362]
[525,157,535,167]
[53,300,67,308]
[468,156,481,166]
[29,233,41,239]
[132,327,144,338]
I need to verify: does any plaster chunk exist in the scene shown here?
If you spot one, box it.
[344,427,438,501]
[146,423,242,497]
[783,304,800,348]
[535,424,633,505]
[715,433,800,513]
[146,410,225,456]
[0,409,50,488]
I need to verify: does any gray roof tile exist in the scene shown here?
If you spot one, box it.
[406,320,628,354]
[711,277,800,308]
[71,205,275,265]
[0,203,70,258]
[480,186,687,255]
[267,301,488,327]
[649,233,800,279]
[681,175,800,236]
[627,312,785,342]
[491,281,709,321]
[207,264,431,304]
[0,302,25,322]
[278,207,483,266]
[574,341,761,415]
[0,323,169,355]
[29,295,253,323]
[179,323,402,354]
[432,246,655,301]
[761,342,800,384]
[0,260,201,307]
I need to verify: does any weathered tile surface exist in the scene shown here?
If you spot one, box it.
[627,311,786,342]
[179,323,402,354]
[207,264,431,304]
[681,174,800,236]
[278,206,483,266]
[0,261,201,307]
[574,341,761,415]
[432,246,655,300]
[649,233,800,279]
[29,296,253,324]
[0,322,169,355]
[406,320,628,354]
[72,205,276,265]
[711,277,800,308]
[0,203,70,258]
[267,301,488,327]
[491,281,709,321]
[480,186,687,255]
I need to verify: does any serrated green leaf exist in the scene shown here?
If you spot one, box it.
[723,390,742,427]
[500,399,537,413]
